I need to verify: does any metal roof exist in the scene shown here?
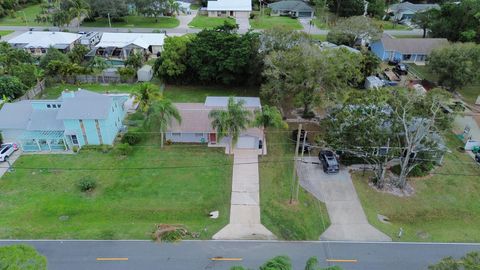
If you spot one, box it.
[207,0,252,11]
[205,97,261,108]
[56,90,112,120]
[95,33,166,49]
[7,31,81,48]
[268,0,314,12]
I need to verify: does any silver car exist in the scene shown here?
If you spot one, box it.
[0,144,15,162]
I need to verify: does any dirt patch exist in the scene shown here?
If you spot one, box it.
[367,172,416,197]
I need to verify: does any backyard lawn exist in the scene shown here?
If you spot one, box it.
[0,140,232,239]
[41,83,258,102]
[250,15,303,30]
[353,132,480,242]
[0,4,48,26]
[259,129,330,240]
[82,16,179,28]
[188,15,235,29]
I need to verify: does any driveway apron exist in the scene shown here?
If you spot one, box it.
[297,157,391,241]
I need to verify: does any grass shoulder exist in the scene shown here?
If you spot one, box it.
[249,14,303,30]
[188,15,235,29]
[259,129,330,240]
[353,132,480,242]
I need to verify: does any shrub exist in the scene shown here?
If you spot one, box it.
[118,67,136,82]
[77,177,97,192]
[390,162,435,178]
[121,131,143,145]
[115,143,133,156]
[129,111,145,121]
[72,145,79,153]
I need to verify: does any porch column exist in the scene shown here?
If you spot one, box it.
[35,139,41,151]
[63,136,68,150]
[46,140,52,151]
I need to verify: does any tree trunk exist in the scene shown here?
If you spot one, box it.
[422,27,426,38]
[398,148,412,188]
[262,129,266,156]
[160,131,164,148]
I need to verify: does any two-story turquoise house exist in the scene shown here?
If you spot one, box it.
[0,89,130,152]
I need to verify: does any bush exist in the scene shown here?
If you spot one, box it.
[326,30,356,47]
[129,111,145,121]
[118,67,136,82]
[115,143,133,156]
[77,177,97,192]
[80,145,113,153]
[72,145,79,152]
[390,162,435,178]
[121,131,143,145]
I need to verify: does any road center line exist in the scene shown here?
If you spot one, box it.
[326,259,358,263]
[96,258,129,261]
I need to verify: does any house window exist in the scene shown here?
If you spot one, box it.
[195,133,203,137]
[71,135,79,145]
[30,48,35,53]
[58,104,61,108]
[403,54,412,61]
[172,133,181,137]
[41,48,46,53]
[47,104,51,108]
[52,104,57,108]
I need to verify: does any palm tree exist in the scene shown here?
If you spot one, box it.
[68,0,90,30]
[209,97,252,154]
[254,105,287,155]
[33,67,44,89]
[134,83,161,112]
[90,57,110,83]
[144,97,181,148]
[166,0,181,16]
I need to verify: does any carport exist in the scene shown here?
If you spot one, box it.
[236,136,258,149]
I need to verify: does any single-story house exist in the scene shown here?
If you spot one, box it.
[0,89,131,152]
[387,1,440,22]
[7,31,82,56]
[370,34,448,63]
[207,0,252,18]
[91,32,166,60]
[268,0,314,18]
[166,97,263,150]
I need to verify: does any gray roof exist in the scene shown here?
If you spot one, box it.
[205,97,261,108]
[389,1,439,13]
[0,101,32,130]
[27,110,64,131]
[379,34,448,55]
[57,90,112,120]
[268,0,313,12]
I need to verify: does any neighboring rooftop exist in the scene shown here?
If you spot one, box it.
[389,1,440,13]
[378,34,448,55]
[268,0,314,12]
[207,0,252,11]
[95,32,166,49]
[7,31,82,49]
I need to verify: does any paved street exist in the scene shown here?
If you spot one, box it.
[297,157,391,242]
[0,240,479,270]
[213,149,275,240]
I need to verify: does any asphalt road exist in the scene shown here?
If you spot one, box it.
[0,240,479,270]
[0,25,423,36]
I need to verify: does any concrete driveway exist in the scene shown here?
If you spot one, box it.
[236,17,250,32]
[0,150,21,178]
[297,157,391,241]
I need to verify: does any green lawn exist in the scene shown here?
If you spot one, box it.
[353,132,480,242]
[457,84,480,105]
[392,34,423,39]
[310,34,327,42]
[82,16,179,28]
[0,4,48,26]
[41,83,259,102]
[190,3,201,10]
[0,140,232,239]
[373,19,410,30]
[0,30,14,37]
[259,129,330,240]
[250,15,303,30]
[188,15,235,29]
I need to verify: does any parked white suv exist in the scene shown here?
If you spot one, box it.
[0,144,16,162]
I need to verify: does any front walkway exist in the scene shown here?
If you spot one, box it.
[236,17,250,32]
[213,149,275,240]
[297,157,391,241]
[176,10,197,34]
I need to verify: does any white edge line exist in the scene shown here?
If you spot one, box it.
[0,239,479,246]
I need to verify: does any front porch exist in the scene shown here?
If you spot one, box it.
[19,130,69,152]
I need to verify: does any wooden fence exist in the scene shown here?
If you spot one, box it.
[15,80,45,101]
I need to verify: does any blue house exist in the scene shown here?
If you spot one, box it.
[0,89,130,152]
[370,34,448,64]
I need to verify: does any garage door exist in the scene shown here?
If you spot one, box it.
[236,136,256,149]
[298,12,312,17]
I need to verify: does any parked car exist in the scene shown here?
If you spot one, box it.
[1,143,19,151]
[0,144,15,162]
[394,63,408,75]
[475,152,480,164]
[319,150,340,174]
[388,58,400,66]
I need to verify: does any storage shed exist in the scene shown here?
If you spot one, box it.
[137,65,153,82]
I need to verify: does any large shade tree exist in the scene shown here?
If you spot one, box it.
[144,97,182,148]
[209,97,252,154]
[0,244,47,270]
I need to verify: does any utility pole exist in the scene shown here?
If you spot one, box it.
[107,13,112,28]
[379,138,390,186]
[289,124,302,204]
[295,130,307,201]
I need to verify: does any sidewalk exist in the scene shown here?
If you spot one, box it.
[213,149,275,240]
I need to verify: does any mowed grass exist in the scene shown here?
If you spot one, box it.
[188,15,235,29]
[0,144,232,239]
[82,16,179,28]
[250,15,303,30]
[259,129,330,240]
[0,4,48,26]
[41,83,259,102]
[373,19,410,30]
[353,133,480,242]
[0,30,14,37]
